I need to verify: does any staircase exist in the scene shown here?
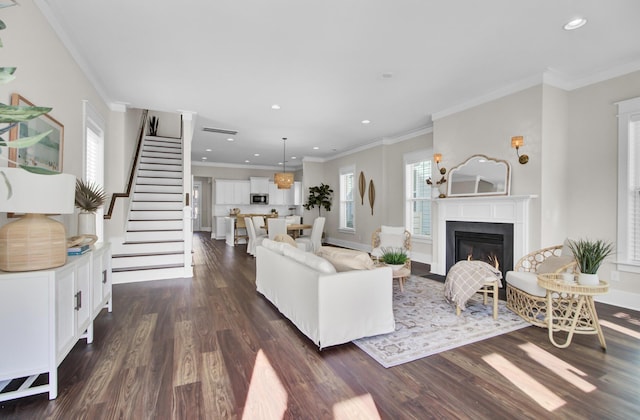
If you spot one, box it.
[111,135,190,283]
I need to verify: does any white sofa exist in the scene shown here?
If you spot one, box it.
[256,240,395,349]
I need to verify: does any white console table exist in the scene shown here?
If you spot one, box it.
[0,243,112,402]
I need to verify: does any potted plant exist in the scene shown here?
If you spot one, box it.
[567,238,614,285]
[303,183,333,217]
[75,178,107,235]
[381,247,408,270]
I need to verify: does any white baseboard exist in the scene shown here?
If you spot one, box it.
[595,289,640,311]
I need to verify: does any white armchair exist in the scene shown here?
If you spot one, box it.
[370,225,412,270]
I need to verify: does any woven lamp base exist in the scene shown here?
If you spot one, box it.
[0,214,68,272]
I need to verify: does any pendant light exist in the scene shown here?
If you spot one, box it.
[274,137,294,189]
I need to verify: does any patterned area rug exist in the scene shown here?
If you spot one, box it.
[353,276,529,368]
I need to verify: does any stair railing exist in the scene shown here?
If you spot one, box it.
[104,109,149,220]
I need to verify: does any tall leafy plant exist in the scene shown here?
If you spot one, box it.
[303,183,333,217]
[0,17,55,198]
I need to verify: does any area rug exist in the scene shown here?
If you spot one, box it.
[353,276,529,368]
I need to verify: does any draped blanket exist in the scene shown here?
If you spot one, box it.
[444,260,502,310]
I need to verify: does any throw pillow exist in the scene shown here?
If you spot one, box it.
[561,238,575,257]
[261,238,292,255]
[381,225,405,235]
[317,246,375,272]
[283,245,336,274]
[274,233,296,247]
[537,255,576,273]
[378,232,405,249]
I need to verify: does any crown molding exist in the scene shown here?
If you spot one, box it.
[382,125,433,145]
[192,161,301,171]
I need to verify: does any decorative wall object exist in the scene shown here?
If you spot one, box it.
[358,171,365,204]
[9,93,64,173]
[368,179,375,215]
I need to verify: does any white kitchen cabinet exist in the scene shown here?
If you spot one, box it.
[0,243,112,402]
[250,177,270,194]
[215,179,250,205]
[215,216,227,239]
[268,182,285,205]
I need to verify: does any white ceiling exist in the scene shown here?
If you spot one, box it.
[38,0,640,169]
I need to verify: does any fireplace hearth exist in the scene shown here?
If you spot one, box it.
[446,221,514,280]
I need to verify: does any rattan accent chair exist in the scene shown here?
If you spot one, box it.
[370,227,412,271]
[506,244,576,327]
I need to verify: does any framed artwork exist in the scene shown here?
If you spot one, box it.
[9,93,64,172]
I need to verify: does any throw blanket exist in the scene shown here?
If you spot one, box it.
[444,260,502,310]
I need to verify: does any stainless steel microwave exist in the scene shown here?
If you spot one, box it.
[250,193,269,204]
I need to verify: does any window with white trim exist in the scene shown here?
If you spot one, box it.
[404,150,432,238]
[83,101,105,242]
[617,97,640,272]
[339,165,355,231]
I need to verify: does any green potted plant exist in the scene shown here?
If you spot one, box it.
[75,178,107,235]
[567,238,614,285]
[381,247,408,270]
[303,183,333,217]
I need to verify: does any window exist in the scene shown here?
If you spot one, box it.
[617,97,640,272]
[339,165,355,231]
[83,100,105,242]
[404,150,432,238]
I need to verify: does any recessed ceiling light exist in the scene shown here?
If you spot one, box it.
[564,17,587,30]
[205,148,212,152]
[245,160,250,163]
[362,119,371,124]
[271,104,281,110]
[291,156,297,160]
[201,157,207,160]
[227,138,234,142]
[254,153,260,157]
[313,146,319,150]
[278,162,283,165]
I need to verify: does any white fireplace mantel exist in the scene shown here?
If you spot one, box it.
[433,195,537,275]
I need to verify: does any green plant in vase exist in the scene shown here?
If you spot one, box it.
[303,183,333,217]
[75,178,107,236]
[567,238,614,285]
[381,247,408,269]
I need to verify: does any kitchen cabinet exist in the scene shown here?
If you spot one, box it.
[215,179,250,205]
[0,243,112,402]
[250,177,270,194]
[268,181,302,205]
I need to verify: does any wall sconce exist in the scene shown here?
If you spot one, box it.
[511,136,529,164]
[433,153,446,175]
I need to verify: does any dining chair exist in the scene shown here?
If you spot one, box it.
[252,216,267,236]
[295,217,325,253]
[267,218,287,240]
[245,218,266,256]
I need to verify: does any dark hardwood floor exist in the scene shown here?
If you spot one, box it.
[2,232,639,419]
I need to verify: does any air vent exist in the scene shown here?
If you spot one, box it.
[202,127,238,135]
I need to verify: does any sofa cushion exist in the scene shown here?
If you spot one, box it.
[317,246,375,272]
[261,238,293,255]
[282,246,336,274]
[506,271,546,297]
[537,255,575,273]
[274,233,297,247]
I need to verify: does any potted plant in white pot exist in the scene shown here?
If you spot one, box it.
[381,247,408,271]
[567,238,614,285]
[75,178,107,236]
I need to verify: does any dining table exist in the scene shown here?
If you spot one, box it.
[286,223,313,239]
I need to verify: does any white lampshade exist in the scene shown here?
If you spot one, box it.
[0,168,75,214]
[0,168,76,272]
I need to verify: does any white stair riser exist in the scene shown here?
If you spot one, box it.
[112,267,187,284]
[135,184,183,193]
[141,150,181,159]
[145,136,181,145]
[128,220,183,230]
[143,144,182,153]
[129,210,183,220]
[133,192,182,202]
[114,241,184,254]
[137,170,182,179]
[126,230,183,242]
[141,156,182,165]
[136,177,182,186]
[131,201,183,211]
[112,254,184,269]
[139,163,182,172]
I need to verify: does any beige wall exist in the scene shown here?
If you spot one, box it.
[148,110,181,138]
[567,70,640,304]
[0,1,111,237]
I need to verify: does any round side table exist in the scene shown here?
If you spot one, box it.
[537,273,609,350]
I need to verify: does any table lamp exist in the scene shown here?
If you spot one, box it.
[0,168,75,271]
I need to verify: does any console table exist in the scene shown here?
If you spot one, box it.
[537,273,608,350]
[0,243,112,402]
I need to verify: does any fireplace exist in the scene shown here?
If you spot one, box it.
[446,221,514,279]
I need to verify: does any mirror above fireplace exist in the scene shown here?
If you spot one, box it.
[447,155,510,197]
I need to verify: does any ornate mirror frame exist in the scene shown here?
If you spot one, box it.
[446,154,511,197]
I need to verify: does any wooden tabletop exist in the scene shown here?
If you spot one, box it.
[286,223,312,231]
